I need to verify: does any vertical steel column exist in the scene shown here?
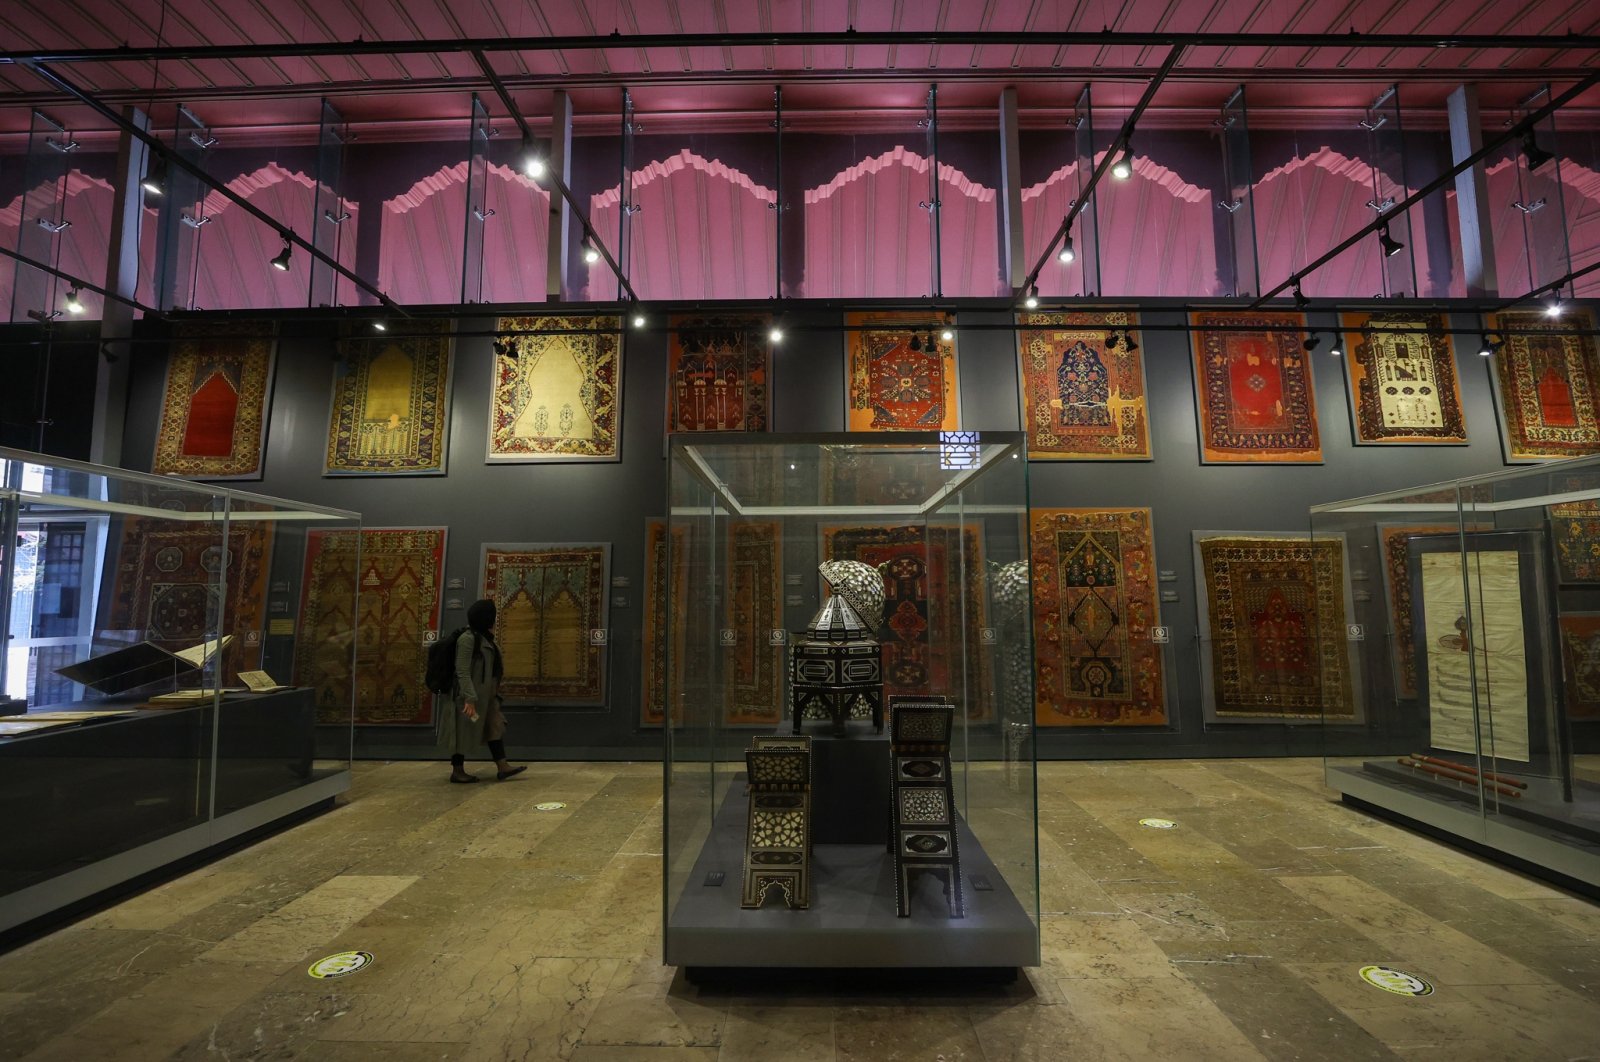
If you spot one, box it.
[1216,86,1260,299]
[89,106,150,467]
[546,91,574,301]
[997,88,1025,292]
[619,88,636,302]
[772,86,784,300]
[309,99,350,308]
[923,85,942,298]
[1071,87,1102,297]
[462,93,492,305]
[1447,85,1498,298]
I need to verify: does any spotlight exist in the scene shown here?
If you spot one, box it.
[1111,144,1133,180]
[373,320,387,332]
[1546,295,1564,318]
[940,326,954,342]
[631,310,646,329]
[769,324,784,344]
[1477,334,1494,357]
[1123,331,1138,353]
[1328,335,1344,357]
[1292,281,1308,310]
[1057,234,1076,264]
[1023,285,1040,310]
[1378,225,1405,259]
[1105,331,1121,350]
[140,157,166,197]
[523,152,546,179]
[582,240,601,265]
[1522,129,1555,172]
[908,333,922,352]
[64,286,84,315]
[269,236,293,272]
[1303,334,1321,352]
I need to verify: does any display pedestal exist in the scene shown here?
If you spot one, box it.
[666,776,1036,968]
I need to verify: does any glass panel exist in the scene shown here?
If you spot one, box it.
[663,433,1038,969]
[309,99,353,309]
[371,117,473,306]
[570,91,625,303]
[9,110,76,323]
[1218,86,1259,299]
[479,91,554,305]
[1363,85,1419,298]
[462,94,492,305]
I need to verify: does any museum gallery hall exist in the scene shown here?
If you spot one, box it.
[0,1,1598,1059]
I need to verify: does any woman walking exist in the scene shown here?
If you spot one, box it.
[443,599,526,783]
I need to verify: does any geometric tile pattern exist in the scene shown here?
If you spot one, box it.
[888,697,963,918]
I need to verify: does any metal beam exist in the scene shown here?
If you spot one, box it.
[1015,45,1184,303]
[15,59,406,316]
[470,50,636,303]
[1252,67,1600,307]
[0,244,160,316]
[5,29,1600,67]
[1447,85,1497,298]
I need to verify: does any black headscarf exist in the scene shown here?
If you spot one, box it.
[465,599,505,678]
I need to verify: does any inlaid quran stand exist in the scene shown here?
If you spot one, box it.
[741,745,812,909]
[887,697,964,919]
[790,561,886,737]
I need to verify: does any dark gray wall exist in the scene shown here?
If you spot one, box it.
[118,304,1552,760]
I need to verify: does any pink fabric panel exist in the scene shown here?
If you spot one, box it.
[480,162,551,304]
[379,162,468,305]
[1093,156,1219,297]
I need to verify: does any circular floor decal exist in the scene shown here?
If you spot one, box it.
[1138,817,1177,829]
[1359,965,1434,996]
[307,951,373,980]
[534,801,567,811]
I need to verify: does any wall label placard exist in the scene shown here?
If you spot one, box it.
[1347,624,1365,641]
[447,577,464,590]
[1160,590,1180,603]
[1150,626,1170,644]
[589,629,608,646]
[268,618,295,636]
[611,576,630,588]
[768,629,787,645]
[1158,569,1178,582]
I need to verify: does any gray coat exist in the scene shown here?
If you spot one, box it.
[443,630,504,754]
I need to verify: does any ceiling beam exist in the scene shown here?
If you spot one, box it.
[469,49,636,303]
[16,59,407,317]
[1251,67,1600,307]
[1015,45,1184,303]
[4,29,1600,67]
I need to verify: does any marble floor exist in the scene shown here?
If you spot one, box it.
[1,758,1597,1061]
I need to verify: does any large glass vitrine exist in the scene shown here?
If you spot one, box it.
[1312,459,1600,891]
[662,432,1039,971]
[0,447,359,933]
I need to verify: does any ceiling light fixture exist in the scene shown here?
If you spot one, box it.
[1522,129,1555,172]
[908,332,922,352]
[769,323,784,344]
[1111,143,1133,180]
[1303,334,1321,352]
[1328,334,1344,357]
[1023,285,1040,310]
[1123,331,1139,353]
[269,235,293,272]
[522,141,547,179]
[1292,281,1308,310]
[1546,294,1564,318]
[64,286,84,315]
[1057,232,1076,264]
[1105,331,1121,350]
[1477,334,1494,357]
[373,320,387,332]
[140,156,166,197]
[940,326,954,342]
[582,239,601,265]
[632,309,647,329]
[1378,224,1405,259]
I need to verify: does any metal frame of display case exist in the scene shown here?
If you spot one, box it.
[1312,457,1600,895]
[0,446,360,935]
[661,431,1040,972]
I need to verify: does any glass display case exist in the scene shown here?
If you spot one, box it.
[1312,459,1600,891]
[0,447,359,934]
[662,432,1039,971]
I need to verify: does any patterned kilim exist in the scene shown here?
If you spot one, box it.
[1488,309,1600,460]
[821,524,990,718]
[151,321,276,479]
[490,316,621,460]
[295,527,445,726]
[481,544,609,705]
[1558,614,1600,720]
[1198,536,1354,721]
[107,517,272,683]
[1029,508,1165,726]
[325,321,451,474]
[641,520,688,726]
[820,446,951,506]
[726,521,783,725]
[1017,311,1150,459]
[1550,474,1600,583]
[1191,311,1321,463]
[668,315,770,433]
[1379,526,1456,700]
[1340,312,1467,444]
[845,311,960,431]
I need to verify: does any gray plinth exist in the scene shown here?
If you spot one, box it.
[665,776,1038,969]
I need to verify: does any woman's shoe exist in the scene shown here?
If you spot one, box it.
[496,765,527,781]
[450,769,479,784]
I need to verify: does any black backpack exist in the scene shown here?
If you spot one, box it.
[424,627,475,695]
